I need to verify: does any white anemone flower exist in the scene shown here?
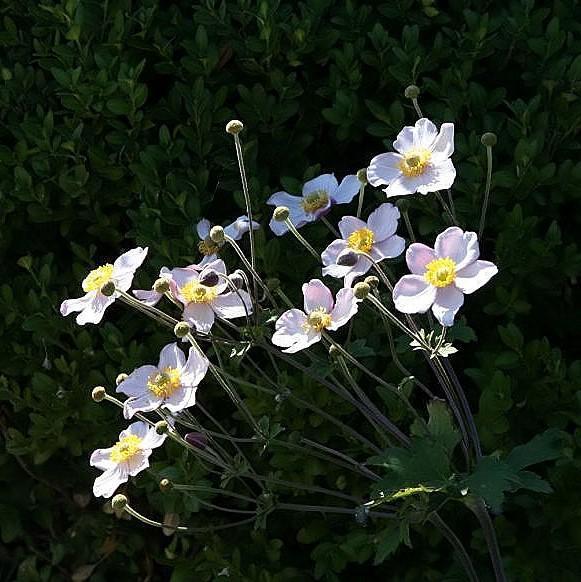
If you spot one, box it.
[392,226,498,326]
[60,247,148,325]
[271,279,359,353]
[267,173,360,235]
[117,343,210,418]
[172,259,252,332]
[90,421,166,498]
[321,203,405,287]
[367,118,456,198]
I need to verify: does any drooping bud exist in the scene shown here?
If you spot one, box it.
[229,270,245,290]
[174,321,191,339]
[199,270,220,287]
[273,206,289,222]
[159,478,173,492]
[364,275,379,290]
[353,281,370,300]
[100,281,116,297]
[404,85,420,100]
[481,132,497,147]
[155,420,169,435]
[91,386,107,402]
[336,250,359,267]
[209,225,225,244]
[184,432,208,449]
[115,373,128,386]
[226,119,244,135]
[111,494,128,511]
[153,278,170,294]
[356,168,368,185]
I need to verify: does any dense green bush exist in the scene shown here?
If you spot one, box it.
[1,0,580,580]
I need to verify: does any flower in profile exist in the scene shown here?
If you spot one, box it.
[60,247,148,325]
[321,203,405,287]
[196,216,259,265]
[367,118,455,198]
[90,421,166,498]
[271,279,359,353]
[172,259,252,332]
[392,227,498,326]
[117,343,209,418]
[133,266,173,307]
[267,173,360,235]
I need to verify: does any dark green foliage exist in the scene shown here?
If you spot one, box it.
[1,0,580,580]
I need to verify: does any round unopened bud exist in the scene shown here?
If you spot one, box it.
[159,478,173,492]
[226,119,244,135]
[209,225,225,244]
[111,494,128,511]
[357,168,368,184]
[155,420,169,435]
[273,206,289,222]
[328,344,340,359]
[100,281,116,297]
[481,132,497,147]
[266,277,280,291]
[153,277,170,294]
[184,432,208,449]
[364,275,379,289]
[353,281,370,300]
[91,386,107,402]
[174,321,191,339]
[199,270,220,287]
[396,198,411,213]
[115,373,128,386]
[230,270,245,290]
[337,250,359,267]
[404,84,420,100]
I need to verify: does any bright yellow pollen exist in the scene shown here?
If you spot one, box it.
[110,434,142,463]
[198,238,220,257]
[147,367,182,398]
[82,264,114,292]
[347,228,375,253]
[181,281,218,304]
[301,190,329,213]
[399,148,432,177]
[306,308,332,332]
[424,257,457,288]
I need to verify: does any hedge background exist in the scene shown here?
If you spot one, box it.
[1,0,580,580]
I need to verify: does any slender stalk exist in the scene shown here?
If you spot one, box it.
[401,208,416,242]
[478,144,493,239]
[436,191,457,225]
[471,499,508,582]
[447,188,456,221]
[284,218,320,261]
[321,216,339,237]
[412,98,423,118]
[356,180,366,218]
[276,503,395,520]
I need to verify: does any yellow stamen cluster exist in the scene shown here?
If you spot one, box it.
[424,257,457,288]
[399,148,432,177]
[347,227,375,254]
[198,238,220,257]
[306,308,332,332]
[181,281,218,304]
[82,264,114,292]
[147,367,182,398]
[110,434,142,463]
[301,190,330,213]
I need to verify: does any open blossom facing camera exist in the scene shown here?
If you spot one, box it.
[117,343,209,418]
[322,203,405,286]
[367,118,455,198]
[393,227,498,326]
[60,247,148,325]
[272,279,359,353]
[172,259,252,332]
[90,421,166,498]
[267,173,360,235]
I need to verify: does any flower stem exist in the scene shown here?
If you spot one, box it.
[356,181,366,218]
[284,218,320,261]
[478,145,493,240]
[321,216,339,237]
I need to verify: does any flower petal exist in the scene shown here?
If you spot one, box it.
[303,279,334,313]
[367,153,404,187]
[328,288,358,330]
[367,203,400,241]
[338,216,367,239]
[164,386,198,412]
[90,447,116,471]
[113,247,149,291]
[271,309,318,353]
[413,118,438,149]
[213,290,253,320]
[267,192,308,235]
[183,303,215,332]
[116,365,158,397]
[393,125,415,154]
[93,465,127,498]
[125,450,151,477]
[432,286,464,327]
[181,346,210,386]
[331,174,360,204]
[343,256,373,287]
[321,239,348,266]
[430,123,454,161]
[196,219,211,239]
[60,294,93,317]
[123,393,160,419]
[302,173,338,197]
[76,293,115,325]
[133,289,163,306]
[370,235,405,262]
[455,260,498,294]
[434,227,479,270]
[158,342,186,370]
[384,175,417,198]
[135,423,167,450]
[415,158,456,195]
[223,215,260,240]
[392,274,437,314]
[406,243,437,275]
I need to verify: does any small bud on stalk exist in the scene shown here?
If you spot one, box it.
[184,432,208,449]
[404,85,420,100]
[364,275,379,289]
[100,281,116,297]
[209,226,225,244]
[481,132,497,147]
[115,373,128,386]
[155,420,169,435]
[111,494,128,511]
[91,386,107,402]
[229,270,245,290]
[174,321,191,339]
[159,478,173,492]
[356,168,368,185]
[153,278,170,294]
[353,281,370,300]
[225,119,244,135]
[273,206,290,222]
[328,344,341,360]
[336,250,359,267]
[199,270,220,287]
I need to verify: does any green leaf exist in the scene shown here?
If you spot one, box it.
[506,429,563,471]
[373,524,402,565]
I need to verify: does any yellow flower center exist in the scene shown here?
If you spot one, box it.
[306,308,332,332]
[399,148,432,177]
[301,190,329,213]
[110,434,142,463]
[347,228,375,254]
[424,257,457,287]
[198,237,220,257]
[180,280,218,304]
[147,367,182,398]
[82,264,114,292]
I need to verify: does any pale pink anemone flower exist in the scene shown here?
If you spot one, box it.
[172,259,252,332]
[60,247,148,325]
[195,216,260,266]
[321,203,405,287]
[392,226,498,326]
[271,279,359,353]
[367,118,455,198]
[133,266,175,307]
[267,173,360,235]
[117,343,210,419]
[90,421,166,498]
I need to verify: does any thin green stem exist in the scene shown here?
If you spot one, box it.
[284,218,320,261]
[412,98,423,118]
[356,180,366,218]
[478,145,493,239]
[321,216,339,237]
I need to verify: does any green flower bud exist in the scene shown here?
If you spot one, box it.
[481,132,497,147]
[115,373,128,386]
[209,225,225,244]
[226,120,244,135]
[174,321,191,339]
[353,281,370,300]
[155,420,169,435]
[273,206,289,222]
[111,493,128,511]
[153,278,170,294]
[159,478,173,492]
[100,281,116,297]
[328,344,340,360]
[91,386,107,402]
[356,168,368,184]
[364,275,379,289]
[404,85,420,99]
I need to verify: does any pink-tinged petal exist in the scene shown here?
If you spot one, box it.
[367,202,400,241]
[434,227,479,270]
[124,421,149,440]
[125,449,151,477]
[199,260,228,294]
[271,309,308,348]
[302,279,334,313]
[328,288,358,330]
[413,118,438,149]
[281,331,321,353]
[432,286,464,327]
[183,303,215,332]
[113,247,149,291]
[196,219,211,239]
[76,293,115,325]
[430,123,454,161]
[172,268,200,302]
[212,290,253,320]
[133,289,163,306]
[393,125,415,154]
[133,422,166,450]
[331,174,360,204]
[302,174,338,197]
[367,153,403,187]
[416,158,456,195]
[116,365,158,397]
[455,260,498,294]
[338,216,367,239]
[384,175,417,198]
[90,447,116,471]
[406,243,437,275]
[322,262,352,279]
[158,342,186,370]
[93,465,128,498]
[392,274,437,314]
[343,256,373,287]
[370,235,405,262]
[60,294,93,318]
[123,393,161,419]
[321,239,348,266]
[181,346,210,386]
[164,386,198,412]
[223,216,260,240]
